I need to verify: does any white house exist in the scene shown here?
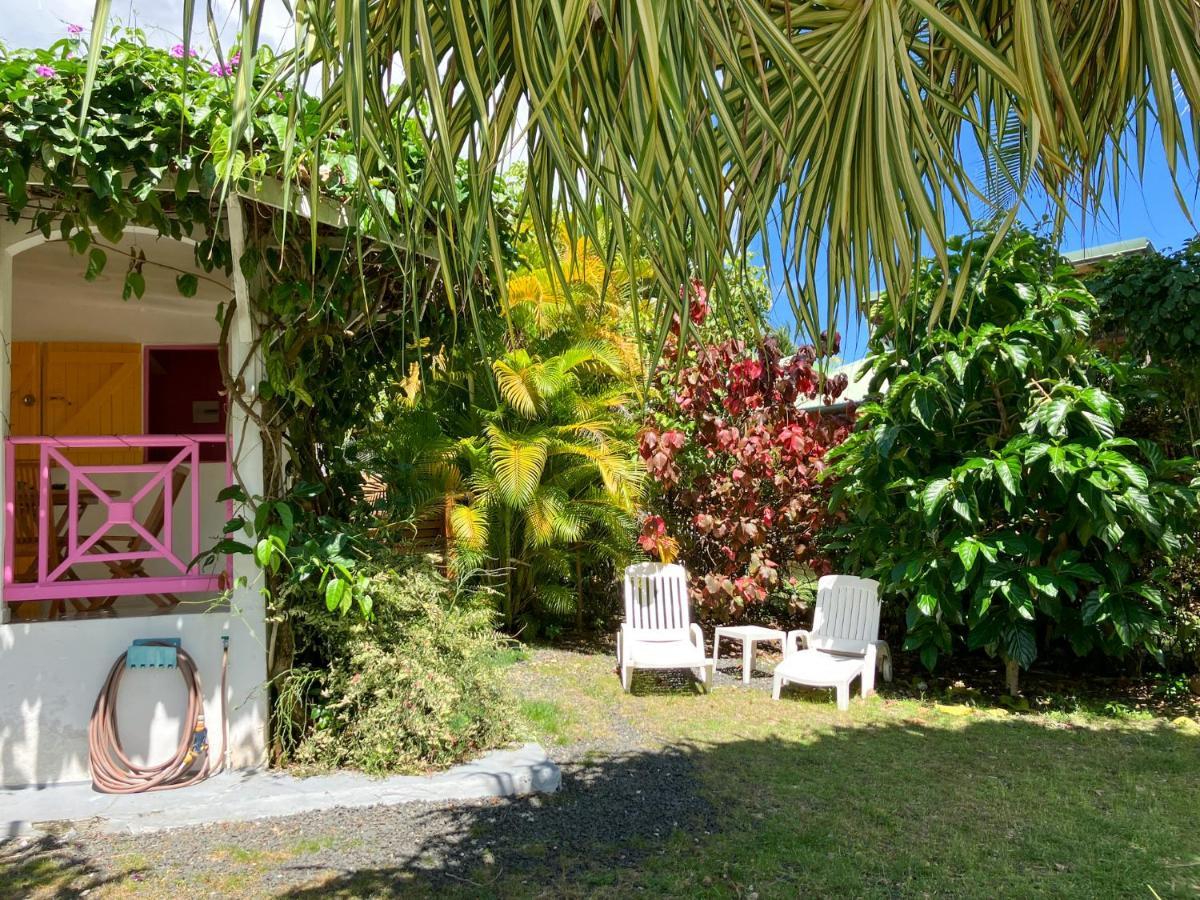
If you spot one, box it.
[0,190,279,788]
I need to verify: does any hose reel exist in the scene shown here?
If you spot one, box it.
[88,636,228,794]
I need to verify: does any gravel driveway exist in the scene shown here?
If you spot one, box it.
[1,648,734,898]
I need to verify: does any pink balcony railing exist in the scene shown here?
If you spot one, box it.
[3,435,233,603]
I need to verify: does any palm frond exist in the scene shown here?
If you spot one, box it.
[485,423,549,506]
[492,352,542,418]
[86,2,1200,347]
[449,503,489,552]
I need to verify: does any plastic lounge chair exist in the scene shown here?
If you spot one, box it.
[772,574,888,710]
[616,562,713,693]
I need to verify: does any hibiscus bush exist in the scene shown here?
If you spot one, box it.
[638,285,853,623]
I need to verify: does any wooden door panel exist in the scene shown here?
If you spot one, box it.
[8,342,42,460]
[41,342,142,465]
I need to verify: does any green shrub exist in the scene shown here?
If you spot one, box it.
[825,229,1199,692]
[1161,547,1200,674]
[278,558,516,774]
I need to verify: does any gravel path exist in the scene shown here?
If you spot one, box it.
[1,648,727,898]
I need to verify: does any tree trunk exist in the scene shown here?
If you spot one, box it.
[575,546,584,632]
[1005,659,1021,695]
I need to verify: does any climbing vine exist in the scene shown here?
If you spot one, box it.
[0,30,521,621]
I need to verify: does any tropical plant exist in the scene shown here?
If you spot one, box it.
[85,2,1200,351]
[826,229,1199,693]
[1087,237,1200,674]
[367,336,643,632]
[638,285,853,624]
[1089,237,1200,456]
[277,556,516,774]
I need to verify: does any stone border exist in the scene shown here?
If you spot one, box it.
[2,743,560,837]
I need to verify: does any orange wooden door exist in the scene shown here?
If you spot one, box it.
[41,343,143,464]
[8,342,42,460]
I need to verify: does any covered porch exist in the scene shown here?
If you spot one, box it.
[0,216,269,787]
[2,231,235,622]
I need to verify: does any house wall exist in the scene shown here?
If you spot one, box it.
[0,610,266,786]
[0,222,269,788]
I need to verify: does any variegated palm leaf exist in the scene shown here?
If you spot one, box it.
[86,1,1200,350]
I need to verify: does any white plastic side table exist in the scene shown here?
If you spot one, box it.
[712,625,787,685]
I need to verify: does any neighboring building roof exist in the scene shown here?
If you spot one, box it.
[1062,237,1154,273]
[798,357,875,412]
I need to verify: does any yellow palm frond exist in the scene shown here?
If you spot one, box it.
[449,503,489,552]
[492,354,541,418]
[485,424,548,506]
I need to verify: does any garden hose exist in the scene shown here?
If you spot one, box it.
[88,638,228,794]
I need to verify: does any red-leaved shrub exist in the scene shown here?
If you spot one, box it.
[640,287,854,622]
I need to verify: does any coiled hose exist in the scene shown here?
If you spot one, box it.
[88,639,228,794]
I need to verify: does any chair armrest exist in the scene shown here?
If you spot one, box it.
[689,622,704,652]
[784,629,811,657]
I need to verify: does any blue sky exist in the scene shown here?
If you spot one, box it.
[763,126,1199,362]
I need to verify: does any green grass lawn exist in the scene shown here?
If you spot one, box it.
[4,648,1198,898]
[489,649,1200,899]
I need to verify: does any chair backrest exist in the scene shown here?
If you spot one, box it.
[130,466,190,551]
[623,562,691,639]
[11,461,44,579]
[810,574,881,653]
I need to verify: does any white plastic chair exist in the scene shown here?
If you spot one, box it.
[772,574,891,710]
[616,562,713,693]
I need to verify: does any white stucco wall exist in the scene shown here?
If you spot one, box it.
[0,610,267,787]
[0,218,271,788]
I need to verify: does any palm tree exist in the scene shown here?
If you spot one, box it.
[85,2,1200,345]
[378,339,642,630]
[467,342,642,629]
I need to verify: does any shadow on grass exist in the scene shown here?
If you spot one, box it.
[277,715,1200,898]
[0,832,146,897]
[3,715,1198,898]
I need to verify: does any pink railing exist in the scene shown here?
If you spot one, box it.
[3,435,233,603]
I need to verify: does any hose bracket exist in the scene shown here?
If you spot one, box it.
[126,638,181,670]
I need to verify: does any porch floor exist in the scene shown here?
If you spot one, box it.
[5,596,226,624]
[3,744,559,838]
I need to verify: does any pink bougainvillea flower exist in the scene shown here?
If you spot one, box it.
[67,24,84,36]
[208,52,241,77]
[170,43,199,58]
[35,65,56,78]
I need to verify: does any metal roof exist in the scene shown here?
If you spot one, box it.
[1062,237,1154,267]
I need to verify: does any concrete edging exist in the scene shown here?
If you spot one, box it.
[2,743,560,838]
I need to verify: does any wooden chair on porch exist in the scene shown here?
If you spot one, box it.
[10,460,88,619]
[89,466,191,611]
